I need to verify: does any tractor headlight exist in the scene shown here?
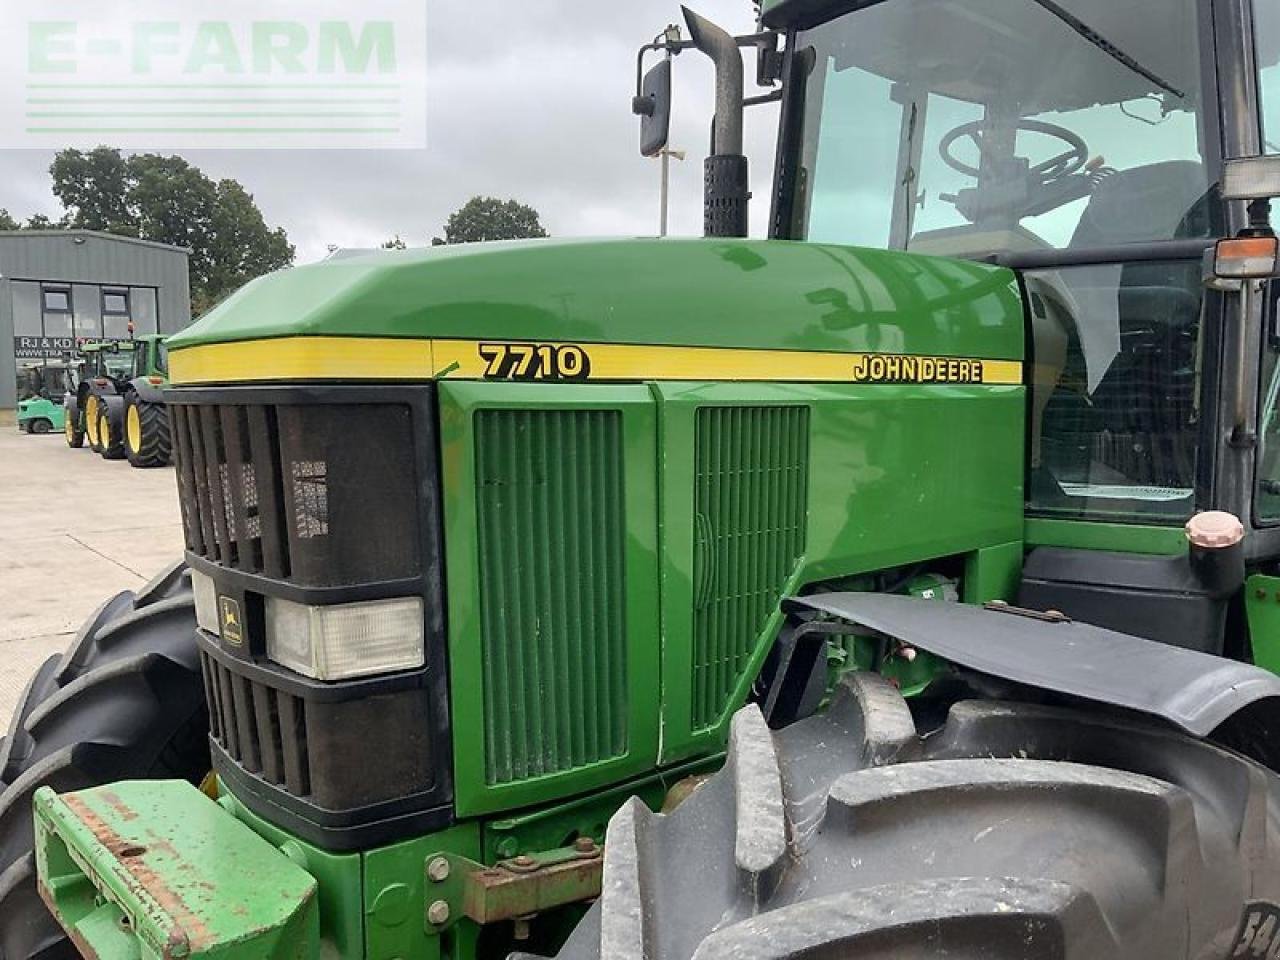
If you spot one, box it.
[265,596,424,682]
[190,569,221,636]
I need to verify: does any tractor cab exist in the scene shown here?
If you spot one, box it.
[80,342,135,386]
[79,336,166,388]
[768,0,1265,534]
[750,0,1280,648]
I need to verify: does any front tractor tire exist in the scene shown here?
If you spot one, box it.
[63,399,83,449]
[82,395,101,453]
[545,674,1280,960]
[124,395,170,468]
[63,414,82,449]
[0,561,208,960]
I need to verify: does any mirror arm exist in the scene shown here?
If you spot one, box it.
[1233,279,1263,447]
[634,30,780,100]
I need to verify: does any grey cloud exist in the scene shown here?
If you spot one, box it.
[0,0,779,262]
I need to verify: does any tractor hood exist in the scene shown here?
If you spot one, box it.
[166,237,1023,384]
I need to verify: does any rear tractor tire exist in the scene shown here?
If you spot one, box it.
[95,398,125,461]
[124,395,170,468]
[543,673,1280,960]
[0,560,208,960]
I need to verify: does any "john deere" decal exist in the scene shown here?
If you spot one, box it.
[850,354,987,385]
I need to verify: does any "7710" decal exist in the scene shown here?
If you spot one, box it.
[478,342,592,381]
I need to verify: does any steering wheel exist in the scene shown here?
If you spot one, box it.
[939,119,1089,185]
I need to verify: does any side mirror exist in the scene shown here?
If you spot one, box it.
[633,58,672,158]
[1205,156,1280,287]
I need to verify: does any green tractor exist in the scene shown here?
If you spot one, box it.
[9,0,1280,958]
[65,335,173,468]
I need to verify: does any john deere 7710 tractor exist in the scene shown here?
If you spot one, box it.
[64,335,172,468]
[8,0,1280,958]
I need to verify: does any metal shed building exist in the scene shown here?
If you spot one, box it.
[0,230,192,409]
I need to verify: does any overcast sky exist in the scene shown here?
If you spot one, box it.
[0,1,780,264]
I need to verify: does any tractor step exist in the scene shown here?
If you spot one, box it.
[33,780,318,960]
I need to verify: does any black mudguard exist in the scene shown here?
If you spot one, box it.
[783,593,1280,738]
[128,377,165,403]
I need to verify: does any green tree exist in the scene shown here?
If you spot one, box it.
[50,147,133,234]
[382,235,408,250]
[49,148,294,311]
[435,196,548,245]
[0,210,63,230]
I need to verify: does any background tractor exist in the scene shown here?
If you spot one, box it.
[64,335,172,467]
[7,1,1280,959]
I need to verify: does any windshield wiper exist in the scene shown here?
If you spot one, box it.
[1028,0,1185,100]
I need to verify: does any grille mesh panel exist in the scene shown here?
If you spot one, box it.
[173,403,291,578]
[691,405,809,730]
[474,409,629,785]
[171,402,419,586]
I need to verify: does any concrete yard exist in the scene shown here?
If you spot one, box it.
[0,425,184,728]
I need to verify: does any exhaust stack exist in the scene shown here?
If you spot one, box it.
[682,7,749,238]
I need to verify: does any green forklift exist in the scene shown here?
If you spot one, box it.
[64,335,172,467]
[15,362,78,435]
[7,0,1280,958]
[15,397,64,435]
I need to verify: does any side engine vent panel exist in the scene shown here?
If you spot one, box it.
[474,408,629,786]
[692,405,809,730]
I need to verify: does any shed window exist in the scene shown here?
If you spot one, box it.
[102,289,130,316]
[41,287,71,313]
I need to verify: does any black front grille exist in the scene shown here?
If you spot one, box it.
[202,649,310,796]
[175,385,453,851]
[171,401,421,586]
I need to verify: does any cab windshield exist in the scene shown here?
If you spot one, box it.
[795,0,1212,255]
[792,0,1215,524]
[97,350,134,379]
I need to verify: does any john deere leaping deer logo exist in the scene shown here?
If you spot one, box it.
[218,596,244,647]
